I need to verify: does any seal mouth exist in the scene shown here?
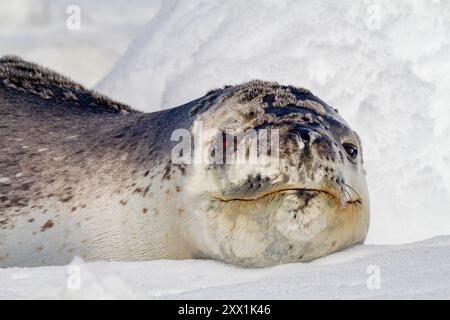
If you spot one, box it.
[213,188,361,206]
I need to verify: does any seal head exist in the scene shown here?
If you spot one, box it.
[181,81,369,266]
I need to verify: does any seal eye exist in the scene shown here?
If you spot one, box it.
[343,143,358,160]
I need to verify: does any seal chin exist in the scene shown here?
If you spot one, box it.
[201,187,367,267]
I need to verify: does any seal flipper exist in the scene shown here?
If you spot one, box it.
[0,55,138,115]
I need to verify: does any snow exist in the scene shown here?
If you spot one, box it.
[1,236,449,299]
[97,0,450,244]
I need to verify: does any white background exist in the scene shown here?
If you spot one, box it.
[1,0,449,244]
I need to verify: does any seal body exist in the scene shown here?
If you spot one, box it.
[0,56,369,267]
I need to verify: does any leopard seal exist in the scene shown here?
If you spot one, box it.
[0,56,369,268]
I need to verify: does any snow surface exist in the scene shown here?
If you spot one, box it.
[1,236,449,299]
[97,0,450,244]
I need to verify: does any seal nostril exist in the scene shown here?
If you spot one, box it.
[297,127,310,142]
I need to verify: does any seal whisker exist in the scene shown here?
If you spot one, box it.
[343,182,361,203]
[342,188,352,204]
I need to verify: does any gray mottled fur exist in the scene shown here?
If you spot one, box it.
[0,56,191,220]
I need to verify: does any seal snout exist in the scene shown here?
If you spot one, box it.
[287,124,336,159]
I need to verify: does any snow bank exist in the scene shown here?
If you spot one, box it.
[97,0,450,244]
[0,0,162,87]
[0,0,50,26]
[1,236,449,299]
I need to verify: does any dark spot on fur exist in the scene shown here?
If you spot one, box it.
[40,220,54,232]
[262,94,276,106]
[175,186,181,192]
[113,133,126,139]
[142,208,148,214]
[19,182,32,191]
[71,207,77,212]
[3,196,28,208]
[162,163,172,180]
[28,218,34,223]
[119,200,127,206]
[60,195,73,203]
[174,164,186,176]
[339,150,344,162]
[144,170,150,177]
[297,190,318,211]
[143,186,150,197]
